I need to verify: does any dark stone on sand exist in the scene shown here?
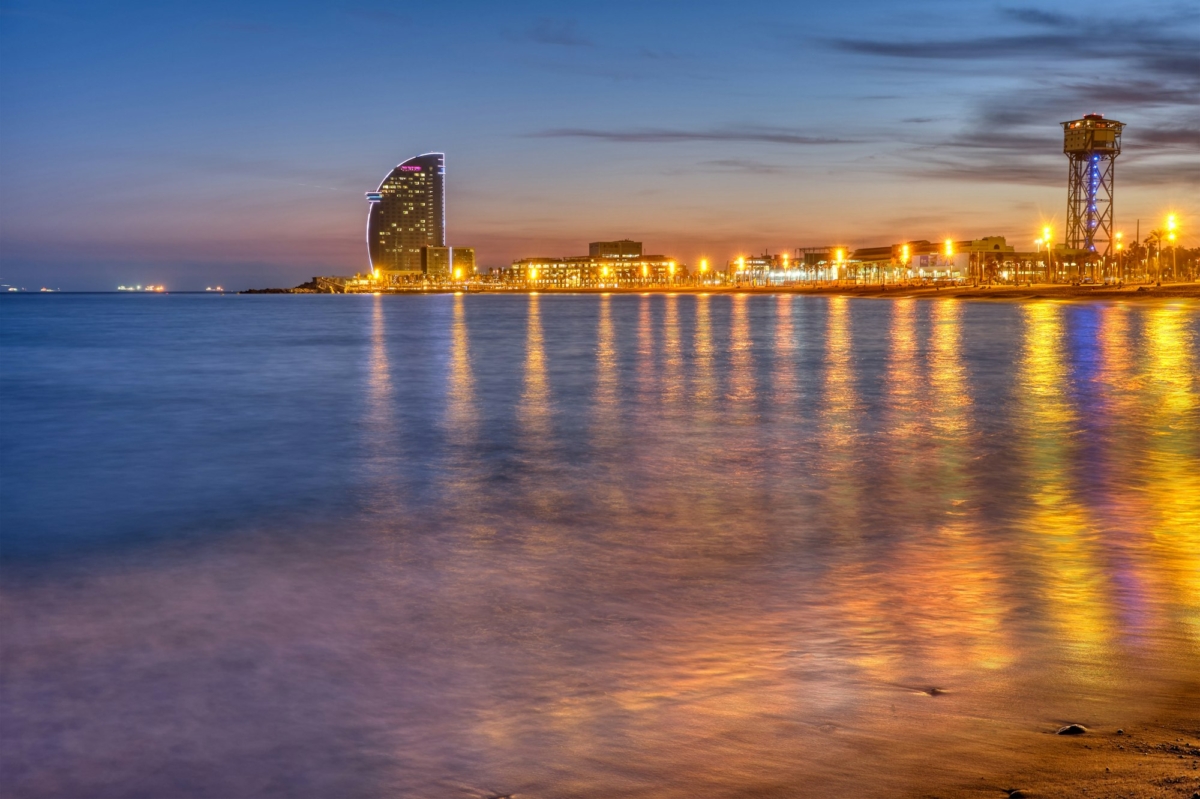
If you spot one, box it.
[1116,729,1124,735]
[1008,790,1028,798]
[1057,724,1088,735]
[926,687,946,696]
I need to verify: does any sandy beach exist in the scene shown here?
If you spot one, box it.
[912,709,1200,798]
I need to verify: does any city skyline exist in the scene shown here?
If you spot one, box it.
[1,0,1197,290]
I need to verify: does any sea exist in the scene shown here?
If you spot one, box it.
[2,292,1198,797]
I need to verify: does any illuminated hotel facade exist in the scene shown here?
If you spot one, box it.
[366,153,446,276]
[501,241,685,287]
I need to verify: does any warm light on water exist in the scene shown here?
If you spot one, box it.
[1,294,1198,797]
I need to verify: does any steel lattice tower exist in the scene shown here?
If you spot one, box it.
[1062,114,1124,256]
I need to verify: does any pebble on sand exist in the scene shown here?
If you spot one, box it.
[1056,724,1088,735]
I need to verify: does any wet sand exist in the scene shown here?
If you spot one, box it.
[961,716,1200,799]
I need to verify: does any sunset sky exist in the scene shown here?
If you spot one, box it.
[2,0,1197,290]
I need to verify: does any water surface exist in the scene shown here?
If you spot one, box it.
[3,293,1198,797]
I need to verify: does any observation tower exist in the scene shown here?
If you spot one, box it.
[1061,114,1124,256]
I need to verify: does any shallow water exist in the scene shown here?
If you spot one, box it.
[2,293,1198,797]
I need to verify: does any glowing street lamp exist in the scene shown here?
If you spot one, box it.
[1043,226,1055,282]
[944,239,953,257]
[1167,215,1178,278]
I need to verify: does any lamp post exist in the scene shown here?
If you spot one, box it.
[1043,226,1053,283]
[1114,232,1123,283]
[1167,215,1178,281]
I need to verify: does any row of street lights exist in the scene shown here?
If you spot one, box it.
[1037,214,1185,283]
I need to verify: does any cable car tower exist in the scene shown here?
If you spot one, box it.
[1062,114,1124,256]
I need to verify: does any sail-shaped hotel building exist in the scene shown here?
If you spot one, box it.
[365,153,446,276]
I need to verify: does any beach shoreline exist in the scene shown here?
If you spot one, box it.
[250,282,1200,302]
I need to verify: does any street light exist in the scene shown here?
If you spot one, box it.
[1043,226,1054,283]
[1167,215,1178,280]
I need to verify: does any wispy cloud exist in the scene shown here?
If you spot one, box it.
[523,18,592,47]
[701,158,791,175]
[902,154,1200,187]
[832,7,1199,78]
[834,7,1200,188]
[659,159,797,176]
[530,127,857,145]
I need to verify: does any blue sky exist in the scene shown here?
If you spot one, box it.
[1,0,1196,289]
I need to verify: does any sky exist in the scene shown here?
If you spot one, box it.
[1,0,1197,290]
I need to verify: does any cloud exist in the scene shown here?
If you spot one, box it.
[847,5,1200,190]
[900,151,1200,188]
[529,127,856,145]
[523,18,592,47]
[659,159,795,176]
[830,7,1199,80]
[701,159,791,175]
[1134,127,1200,148]
[998,7,1072,27]
[902,117,936,124]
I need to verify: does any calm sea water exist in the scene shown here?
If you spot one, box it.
[2,293,1198,797]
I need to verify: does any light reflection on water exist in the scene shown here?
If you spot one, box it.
[2,294,1199,798]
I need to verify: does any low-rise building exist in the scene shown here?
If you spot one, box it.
[501,240,684,287]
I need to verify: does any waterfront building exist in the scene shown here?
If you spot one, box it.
[449,247,475,280]
[502,241,682,287]
[366,153,446,276]
[421,246,451,280]
[589,240,643,259]
[730,250,845,284]
[420,246,475,280]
